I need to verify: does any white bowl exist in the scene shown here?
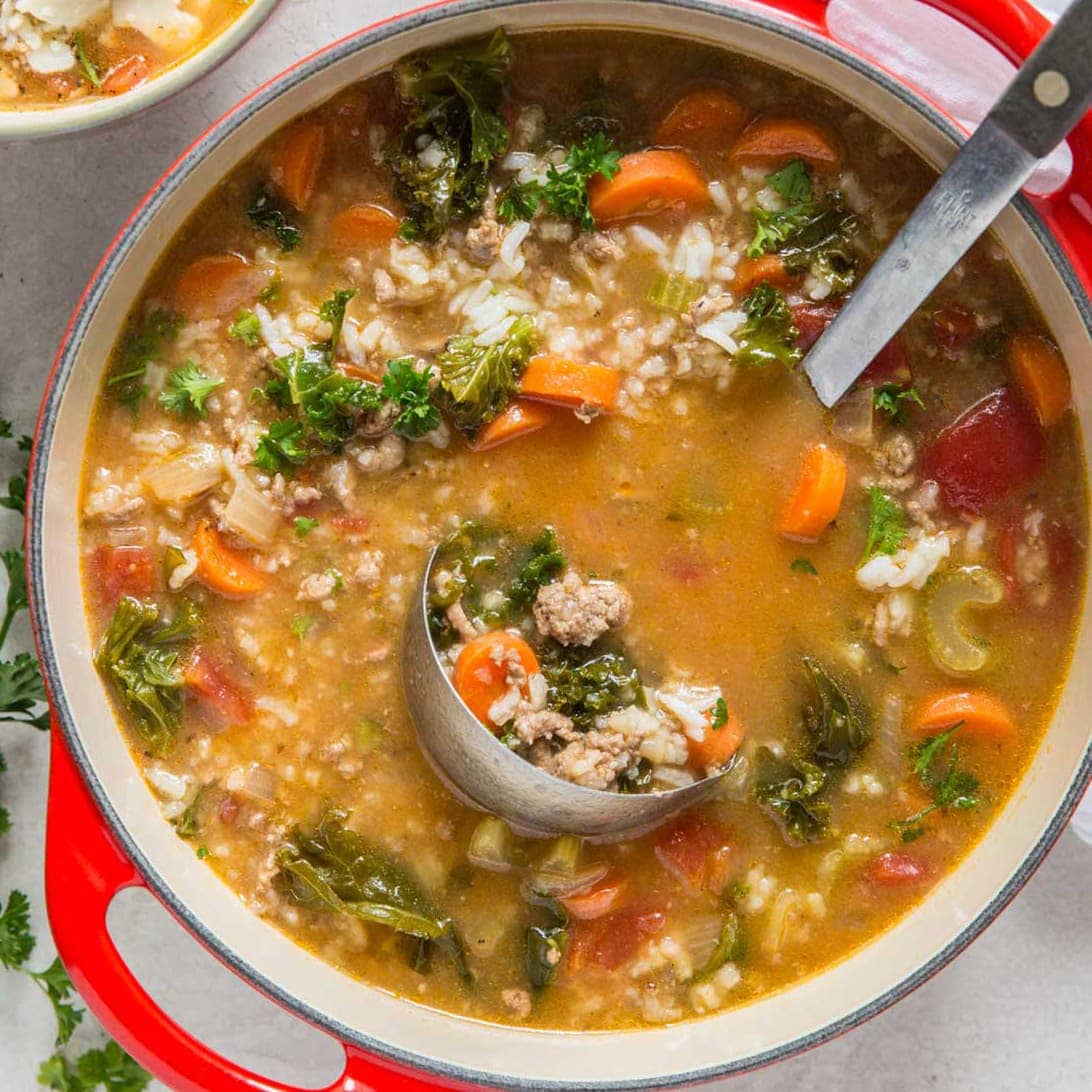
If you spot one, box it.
[0,0,282,141]
[27,1,1092,1087]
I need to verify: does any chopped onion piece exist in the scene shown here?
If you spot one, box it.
[142,444,222,506]
[223,473,281,547]
[521,862,609,904]
[832,385,875,447]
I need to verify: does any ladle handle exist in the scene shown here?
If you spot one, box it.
[987,0,1092,157]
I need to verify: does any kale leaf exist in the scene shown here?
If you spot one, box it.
[801,656,870,767]
[509,526,565,609]
[734,283,802,368]
[93,597,201,755]
[541,647,643,730]
[436,313,537,431]
[106,309,183,412]
[390,30,511,241]
[692,910,746,982]
[247,186,303,252]
[525,910,568,990]
[755,749,832,845]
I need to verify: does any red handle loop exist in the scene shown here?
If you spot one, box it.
[45,730,451,1092]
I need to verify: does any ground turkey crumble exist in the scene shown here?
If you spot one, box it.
[533,571,632,646]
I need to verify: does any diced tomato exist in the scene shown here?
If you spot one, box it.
[567,906,666,971]
[91,546,156,606]
[218,794,240,826]
[792,302,841,352]
[559,873,629,921]
[860,335,912,387]
[866,851,930,887]
[996,509,1081,606]
[663,544,711,584]
[329,513,372,535]
[931,306,977,352]
[921,387,1046,515]
[653,813,733,894]
[184,651,254,729]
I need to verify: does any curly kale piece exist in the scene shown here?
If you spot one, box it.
[275,810,470,979]
[106,309,183,413]
[93,597,201,756]
[382,357,441,439]
[801,656,870,767]
[435,313,537,432]
[389,30,511,241]
[509,527,565,609]
[540,647,643,730]
[734,283,802,369]
[247,186,303,252]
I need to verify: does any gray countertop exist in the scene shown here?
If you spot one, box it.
[0,1,1088,1089]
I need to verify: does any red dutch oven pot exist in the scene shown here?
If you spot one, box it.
[26,1,1092,1089]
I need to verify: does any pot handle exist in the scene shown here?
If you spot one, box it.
[45,728,452,1092]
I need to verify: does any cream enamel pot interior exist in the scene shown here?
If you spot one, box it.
[0,0,281,141]
[27,1,1092,1089]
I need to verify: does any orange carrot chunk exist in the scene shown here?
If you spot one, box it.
[519,355,620,412]
[588,150,709,224]
[778,443,847,541]
[102,55,149,95]
[328,203,400,250]
[192,521,269,598]
[560,874,629,921]
[472,400,554,452]
[687,704,745,770]
[453,631,541,725]
[729,117,841,171]
[174,254,269,319]
[269,122,327,212]
[654,88,747,150]
[912,690,1017,742]
[1008,333,1071,427]
[732,254,795,295]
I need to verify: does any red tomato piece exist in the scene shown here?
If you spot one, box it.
[184,651,254,729]
[921,387,1047,515]
[329,513,371,535]
[996,509,1081,607]
[932,306,977,352]
[866,851,930,887]
[559,874,629,921]
[91,546,156,606]
[654,813,733,894]
[567,906,666,971]
[860,335,912,387]
[792,302,841,352]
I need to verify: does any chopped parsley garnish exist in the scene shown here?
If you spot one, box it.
[389,30,511,241]
[382,357,441,438]
[158,363,224,419]
[711,697,729,730]
[734,283,802,368]
[790,558,819,576]
[860,487,906,563]
[498,132,622,231]
[291,614,317,640]
[254,418,308,475]
[247,186,303,252]
[228,310,262,347]
[107,309,183,412]
[873,383,924,424]
[294,516,319,538]
[891,723,981,841]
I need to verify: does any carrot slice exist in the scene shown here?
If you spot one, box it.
[729,117,841,171]
[654,88,747,150]
[472,400,554,452]
[1008,333,1071,427]
[911,690,1016,742]
[732,254,795,295]
[688,705,745,770]
[269,122,326,212]
[519,355,620,412]
[778,443,847,541]
[328,203,400,250]
[192,521,269,598]
[588,150,709,224]
[102,54,149,95]
[560,874,629,921]
[174,254,269,319]
[452,631,540,725]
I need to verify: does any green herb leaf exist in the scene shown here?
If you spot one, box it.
[0,652,48,728]
[291,614,316,640]
[541,647,643,731]
[158,363,224,419]
[790,558,818,576]
[801,656,870,768]
[381,357,440,438]
[892,722,980,839]
[873,383,924,424]
[0,889,34,970]
[525,916,568,990]
[861,487,906,563]
[29,958,83,1047]
[106,310,182,413]
[253,418,309,474]
[228,310,262,347]
[436,313,538,431]
[39,1040,151,1092]
[755,748,831,845]
[692,910,745,982]
[509,527,565,609]
[247,187,302,252]
[711,697,729,730]
[734,283,802,368]
[294,516,319,538]
[766,159,812,204]
[173,785,207,840]
[73,32,102,89]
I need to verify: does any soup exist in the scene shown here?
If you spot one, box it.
[0,0,253,108]
[78,28,1086,1030]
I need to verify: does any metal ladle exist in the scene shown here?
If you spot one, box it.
[402,547,731,839]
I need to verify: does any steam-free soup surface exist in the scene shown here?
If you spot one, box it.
[79,29,1086,1029]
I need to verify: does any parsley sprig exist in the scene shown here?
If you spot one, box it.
[498,133,621,231]
[860,487,906,563]
[158,362,224,419]
[892,723,981,841]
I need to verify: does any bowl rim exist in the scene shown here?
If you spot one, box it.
[27,0,1092,1088]
[0,0,282,141]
